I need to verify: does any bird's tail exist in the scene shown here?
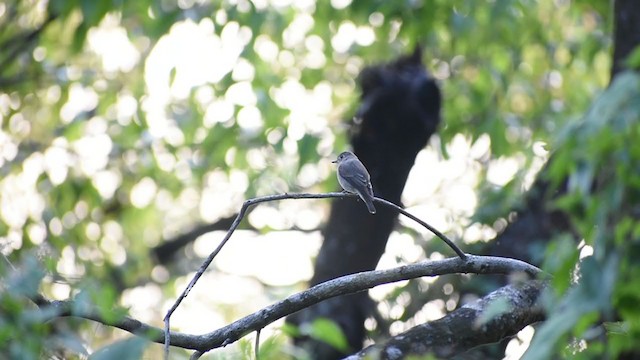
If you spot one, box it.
[363,196,376,214]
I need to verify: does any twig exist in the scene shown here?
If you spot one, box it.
[255,329,261,360]
[1,253,17,271]
[373,197,466,259]
[163,192,466,358]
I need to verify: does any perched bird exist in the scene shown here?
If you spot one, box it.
[332,151,376,214]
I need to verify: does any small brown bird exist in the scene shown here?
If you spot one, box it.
[332,151,376,214]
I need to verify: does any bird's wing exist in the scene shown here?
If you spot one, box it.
[338,159,371,189]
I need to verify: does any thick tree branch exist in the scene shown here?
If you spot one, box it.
[349,279,547,359]
[163,192,466,357]
[30,255,541,355]
[190,255,540,354]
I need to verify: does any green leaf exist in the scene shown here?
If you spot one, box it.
[81,0,117,27]
[542,235,578,294]
[298,134,321,170]
[7,255,45,298]
[48,0,80,17]
[604,322,629,335]
[522,289,593,360]
[526,255,619,359]
[624,45,640,69]
[301,318,349,352]
[89,337,148,360]
[475,297,512,326]
[72,23,90,52]
[280,322,301,337]
[63,120,85,141]
[567,161,594,196]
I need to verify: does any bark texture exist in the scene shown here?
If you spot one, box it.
[348,280,546,360]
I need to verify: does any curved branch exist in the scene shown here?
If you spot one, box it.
[33,255,541,354]
[163,192,466,357]
[191,255,540,354]
[34,296,196,346]
[373,197,466,259]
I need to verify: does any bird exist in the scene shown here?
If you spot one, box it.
[332,151,376,214]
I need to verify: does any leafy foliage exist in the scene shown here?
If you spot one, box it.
[89,337,148,360]
[0,0,626,358]
[524,72,640,359]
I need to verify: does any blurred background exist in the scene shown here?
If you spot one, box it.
[0,0,620,359]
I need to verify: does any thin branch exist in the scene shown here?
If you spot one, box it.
[32,255,541,354]
[1,253,17,271]
[34,296,194,345]
[373,197,466,259]
[255,329,261,360]
[163,192,466,357]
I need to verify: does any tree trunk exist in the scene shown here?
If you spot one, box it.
[611,0,640,78]
[286,47,443,359]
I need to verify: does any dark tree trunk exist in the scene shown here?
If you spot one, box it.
[611,0,640,78]
[286,47,443,359]
[485,167,571,265]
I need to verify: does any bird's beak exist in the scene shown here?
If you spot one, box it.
[331,159,338,163]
